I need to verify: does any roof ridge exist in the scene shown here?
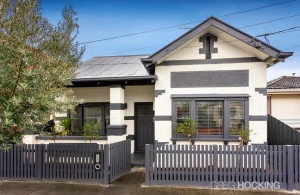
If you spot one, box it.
[267,76,285,86]
[93,54,150,58]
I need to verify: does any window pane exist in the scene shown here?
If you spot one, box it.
[71,111,80,135]
[176,102,189,119]
[105,105,110,127]
[83,107,102,131]
[230,101,244,119]
[138,104,153,116]
[230,119,244,135]
[196,101,222,135]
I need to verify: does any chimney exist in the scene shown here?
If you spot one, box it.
[292,73,295,77]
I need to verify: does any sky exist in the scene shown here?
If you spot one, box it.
[40,0,300,81]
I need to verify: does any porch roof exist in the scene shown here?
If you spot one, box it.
[73,54,151,82]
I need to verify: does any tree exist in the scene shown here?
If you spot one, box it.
[0,0,85,149]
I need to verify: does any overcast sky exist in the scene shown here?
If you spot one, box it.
[40,0,300,81]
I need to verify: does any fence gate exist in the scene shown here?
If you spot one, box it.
[0,139,131,185]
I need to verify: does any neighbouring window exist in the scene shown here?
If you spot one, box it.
[172,96,249,140]
[71,103,110,136]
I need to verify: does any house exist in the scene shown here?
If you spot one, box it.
[267,74,300,130]
[28,16,293,153]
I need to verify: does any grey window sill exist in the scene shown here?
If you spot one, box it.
[36,136,108,141]
[171,137,241,142]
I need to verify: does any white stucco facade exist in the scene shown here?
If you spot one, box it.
[154,37,268,145]
[27,17,292,152]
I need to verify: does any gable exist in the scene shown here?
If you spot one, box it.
[162,30,255,62]
[142,16,293,73]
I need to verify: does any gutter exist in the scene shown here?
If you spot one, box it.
[72,75,158,83]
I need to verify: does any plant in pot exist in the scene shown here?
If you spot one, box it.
[174,116,196,148]
[83,122,100,143]
[230,126,253,146]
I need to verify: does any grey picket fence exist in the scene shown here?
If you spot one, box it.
[145,144,300,191]
[268,114,300,145]
[0,140,131,184]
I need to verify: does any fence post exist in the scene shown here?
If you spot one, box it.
[35,144,43,181]
[103,144,109,185]
[213,145,218,182]
[287,145,294,191]
[145,144,150,186]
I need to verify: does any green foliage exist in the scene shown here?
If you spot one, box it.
[0,0,84,149]
[83,122,100,143]
[59,118,72,136]
[230,126,253,143]
[174,116,196,146]
[174,116,196,136]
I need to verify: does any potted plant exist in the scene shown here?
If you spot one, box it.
[230,126,253,145]
[174,116,196,147]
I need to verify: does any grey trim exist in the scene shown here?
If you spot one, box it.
[155,90,165,97]
[126,134,135,140]
[36,136,108,140]
[109,84,125,89]
[171,70,249,88]
[223,98,230,139]
[149,16,292,64]
[124,116,134,120]
[263,56,273,62]
[171,94,250,98]
[106,125,127,135]
[255,88,267,96]
[199,33,218,59]
[110,103,124,110]
[249,115,268,121]
[72,75,158,82]
[154,116,172,121]
[160,57,261,66]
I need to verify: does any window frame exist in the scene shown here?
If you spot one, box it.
[171,95,249,141]
[71,102,110,136]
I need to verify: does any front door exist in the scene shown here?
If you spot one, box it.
[135,103,154,152]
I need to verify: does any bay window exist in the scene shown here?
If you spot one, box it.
[172,94,249,141]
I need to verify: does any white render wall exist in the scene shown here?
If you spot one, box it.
[155,37,268,145]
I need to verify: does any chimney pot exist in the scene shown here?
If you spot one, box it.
[292,73,295,77]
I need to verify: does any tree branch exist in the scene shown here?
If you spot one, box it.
[10,60,24,98]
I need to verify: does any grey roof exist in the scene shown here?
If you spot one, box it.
[267,76,300,89]
[74,55,150,80]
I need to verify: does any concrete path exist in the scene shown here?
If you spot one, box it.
[0,168,299,195]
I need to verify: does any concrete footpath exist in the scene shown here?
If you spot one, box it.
[0,168,299,195]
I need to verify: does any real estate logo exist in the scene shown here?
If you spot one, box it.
[211,181,281,189]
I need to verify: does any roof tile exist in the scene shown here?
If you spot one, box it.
[267,76,300,89]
